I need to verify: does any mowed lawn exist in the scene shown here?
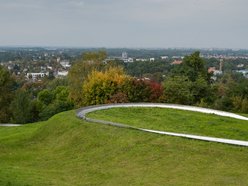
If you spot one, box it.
[0,109,247,185]
[88,107,248,141]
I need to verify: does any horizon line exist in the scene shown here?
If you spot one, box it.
[0,45,248,51]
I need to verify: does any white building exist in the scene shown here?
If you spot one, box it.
[123,58,134,63]
[150,58,155,62]
[136,58,148,62]
[161,56,168,60]
[237,64,244,68]
[213,70,223,76]
[60,60,71,68]
[57,71,68,77]
[26,72,49,81]
[47,66,53,70]
[236,70,248,78]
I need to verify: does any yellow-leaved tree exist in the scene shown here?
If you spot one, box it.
[82,67,130,105]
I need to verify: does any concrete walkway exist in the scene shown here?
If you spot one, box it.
[77,103,248,147]
[0,124,21,127]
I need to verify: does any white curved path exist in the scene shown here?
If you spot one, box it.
[77,103,248,147]
[0,124,21,127]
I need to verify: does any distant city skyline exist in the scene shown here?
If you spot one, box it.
[0,0,248,49]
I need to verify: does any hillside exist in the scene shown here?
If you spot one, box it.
[1,109,248,185]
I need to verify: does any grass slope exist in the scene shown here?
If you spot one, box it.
[0,110,247,185]
[88,107,248,141]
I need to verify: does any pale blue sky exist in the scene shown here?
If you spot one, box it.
[0,0,247,48]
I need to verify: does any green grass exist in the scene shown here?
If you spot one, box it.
[88,107,248,141]
[0,109,248,185]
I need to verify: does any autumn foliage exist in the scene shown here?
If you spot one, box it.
[81,67,163,106]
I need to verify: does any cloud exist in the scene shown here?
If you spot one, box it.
[0,0,247,48]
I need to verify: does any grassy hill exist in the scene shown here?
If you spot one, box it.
[0,109,248,185]
[88,107,248,141]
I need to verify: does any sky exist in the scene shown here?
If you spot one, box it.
[0,0,248,48]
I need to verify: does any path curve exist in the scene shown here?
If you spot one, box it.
[77,103,248,147]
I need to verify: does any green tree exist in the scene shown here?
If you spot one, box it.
[163,52,212,106]
[0,66,15,122]
[38,89,54,105]
[163,75,194,105]
[38,86,74,121]
[171,51,210,82]
[10,90,32,124]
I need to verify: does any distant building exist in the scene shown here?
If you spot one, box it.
[237,64,244,68]
[208,67,223,81]
[123,58,134,63]
[171,60,183,65]
[56,71,68,77]
[208,67,216,73]
[60,60,71,68]
[122,52,128,59]
[213,70,223,76]
[172,56,184,59]
[26,72,49,81]
[136,58,148,62]
[47,66,53,70]
[150,58,155,62]
[7,65,13,70]
[40,66,46,71]
[236,70,248,78]
[220,59,224,72]
[161,56,168,60]
[208,67,223,75]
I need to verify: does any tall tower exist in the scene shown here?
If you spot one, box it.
[220,59,224,72]
[122,52,128,59]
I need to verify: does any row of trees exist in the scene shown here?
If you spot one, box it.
[0,65,73,124]
[68,51,163,106]
[68,51,248,114]
[1,51,247,124]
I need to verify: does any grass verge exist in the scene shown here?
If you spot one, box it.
[0,109,248,185]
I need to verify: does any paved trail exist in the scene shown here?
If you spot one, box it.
[77,103,248,147]
[0,124,21,127]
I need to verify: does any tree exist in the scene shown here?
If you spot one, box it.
[182,51,209,82]
[0,66,15,122]
[162,52,212,106]
[38,86,74,120]
[38,89,54,105]
[149,81,163,102]
[171,51,210,82]
[82,67,129,105]
[123,78,160,102]
[10,90,32,124]
[163,75,194,105]
[68,51,107,106]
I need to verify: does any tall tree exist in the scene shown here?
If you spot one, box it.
[163,52,211,105]
[172,51,209,82]
[0,66,15,122]
[10,90,32,124]
[68,51,107,106]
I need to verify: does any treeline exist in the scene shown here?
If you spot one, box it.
[0,69,73,124]
[68,51,248,112]
[0,51,248,124]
